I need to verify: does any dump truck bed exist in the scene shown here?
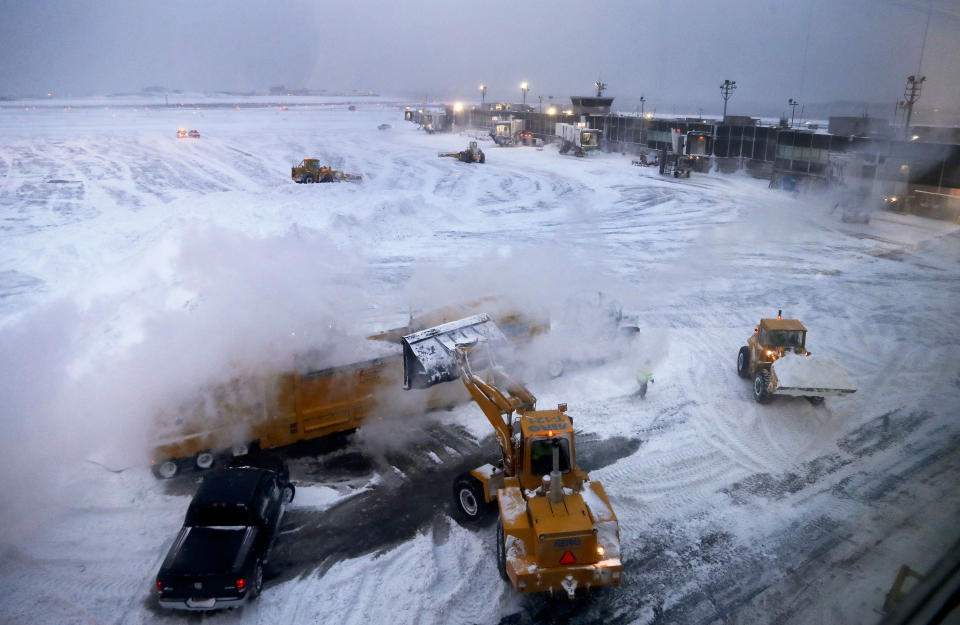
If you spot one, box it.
[771,353,857,397]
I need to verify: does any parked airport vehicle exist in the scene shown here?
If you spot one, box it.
[155,465,294,611]
[555,122,601,157]
[401,314,622,599]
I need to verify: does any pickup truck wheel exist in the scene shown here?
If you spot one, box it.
[496,519,509,581]
[453,474,487,523]
[737,347,750,378]
[251,561,263,599]
[282,483,295,504]
[753,371,772,404]
[153,460,178,479]
[195,451,215,470]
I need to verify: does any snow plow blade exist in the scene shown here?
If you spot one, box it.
[401,313,508,389]
[771,354,857,397]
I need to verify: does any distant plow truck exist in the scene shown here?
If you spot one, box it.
[737,311,857,404]
[555,122,601,157]
[291,159,362,183]
[438,140,485,163]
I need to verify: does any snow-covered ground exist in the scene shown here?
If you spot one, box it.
[1,97,958,625]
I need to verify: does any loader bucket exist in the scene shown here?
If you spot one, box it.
[401,313,508,389]
[771,354,857,397]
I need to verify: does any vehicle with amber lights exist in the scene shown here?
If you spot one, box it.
[737,310,857,404]
[155,465,294,611]
[401,314,622,599]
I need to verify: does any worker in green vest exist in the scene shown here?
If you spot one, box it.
[636,365,654,399]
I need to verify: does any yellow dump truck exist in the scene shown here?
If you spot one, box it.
[401,314,622,598]
[150,300,547,478]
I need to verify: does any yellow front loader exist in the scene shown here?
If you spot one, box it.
[401,314,622,598]
[291,158,362,183]
[438,140,485,164]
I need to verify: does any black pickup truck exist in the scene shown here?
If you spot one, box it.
[155,464,294,610]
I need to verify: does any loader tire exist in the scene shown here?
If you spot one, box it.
[479,152,485,164]
[753,371,772,404]
[496,519,509,581]
[453,473,488,524]
[303,175,314,184]
[321,173,334,183]
[737,347,751,378]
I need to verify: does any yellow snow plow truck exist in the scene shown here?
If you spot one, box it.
[737,310,857,404]
[291,159,362,183]
[401,314,622,598]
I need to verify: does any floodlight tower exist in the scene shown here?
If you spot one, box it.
[520,82,530,106]
[720,79,737,123]
[594,80,607,97]
[478,84,486,107]
[903,75,925,139]
[788,98,800,128]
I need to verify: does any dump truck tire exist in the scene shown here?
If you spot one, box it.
[152,460,179,479]
[753,371,772,404]
[737,347,751,378]
[453,473,487,523]
[496,519,509,581]
[195,451,215,470]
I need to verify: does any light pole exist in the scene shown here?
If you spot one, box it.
[520,82,529,107]
[903,75,926,139]
[478,84,486,107]
[788,98,799,128]
[720,79,737,123]
[538,95,543,113]
[639,96,646,144]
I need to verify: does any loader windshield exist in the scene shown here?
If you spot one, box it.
[529,437,571,476]
[767,329,804,348]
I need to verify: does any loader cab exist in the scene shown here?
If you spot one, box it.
[750,317,808,365]
[757,319,807,349]
[519,410,576,491]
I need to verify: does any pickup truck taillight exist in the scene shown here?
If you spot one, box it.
[236,578,245,591]
[156,580,163,593]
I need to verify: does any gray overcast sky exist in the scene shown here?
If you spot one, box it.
[1,0,958,115]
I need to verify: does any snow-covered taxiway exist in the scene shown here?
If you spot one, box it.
[1,96,958,625]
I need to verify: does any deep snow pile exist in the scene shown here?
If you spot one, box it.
[0,96,959,625]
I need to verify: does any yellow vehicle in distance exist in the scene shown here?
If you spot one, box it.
[291,159,362,183]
